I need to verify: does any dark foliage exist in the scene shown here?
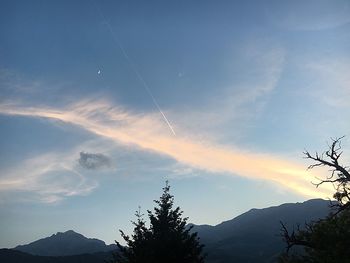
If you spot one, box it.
[280,137,350,262]
[112,181,205,263]
[0,249,111,263]
[280,209,350,263]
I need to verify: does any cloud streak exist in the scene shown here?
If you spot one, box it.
[0,99,334,199]
[0,151,98,203]
[265,0,350,31]
[173,43,286,140]
[304,58,350,108]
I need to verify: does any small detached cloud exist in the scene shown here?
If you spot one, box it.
[78,152,111,170]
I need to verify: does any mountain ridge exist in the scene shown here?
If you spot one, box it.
[192,198,334,262]
[4,198,334,262]
[14,230,117,256]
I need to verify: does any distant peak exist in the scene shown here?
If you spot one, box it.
[14,230,112,256]
[303,198,328,203]
[64,230,77,234]
[54,230,82,237]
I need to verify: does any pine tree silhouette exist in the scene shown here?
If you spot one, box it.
[113,181,205,263]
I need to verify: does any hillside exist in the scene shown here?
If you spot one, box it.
[15,230,117,256]
[192,199,333,262]
[1,199,334,263]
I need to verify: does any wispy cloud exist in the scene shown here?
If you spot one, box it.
[304,58,350,108]
[223,44,285,111]
[174,43,286,138]
[0,99,334,199]
[265,0,350,31]
[0,138,118,203]
[0,151,98,203]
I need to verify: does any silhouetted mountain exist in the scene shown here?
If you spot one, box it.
[192,199,334,263]
[14,230,117,256]
[3,199,334,263]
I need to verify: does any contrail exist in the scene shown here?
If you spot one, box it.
[92,1,176,136]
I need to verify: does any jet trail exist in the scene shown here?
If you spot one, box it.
[93,2,176,136]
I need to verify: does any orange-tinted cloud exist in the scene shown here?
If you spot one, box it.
[0,99,334,199]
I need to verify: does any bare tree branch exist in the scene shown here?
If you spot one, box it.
[280,222,312,252]
[281,137,350,256]
[304,136,350,208]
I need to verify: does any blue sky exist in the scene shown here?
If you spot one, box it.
[0,0,350,248]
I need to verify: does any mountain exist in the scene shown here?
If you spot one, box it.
[14,230,117,256]
[192,199,334,263]
[2,199,334,263]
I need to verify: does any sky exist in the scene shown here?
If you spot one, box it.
[0,0,350,248]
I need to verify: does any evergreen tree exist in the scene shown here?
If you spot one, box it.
[112,181,205,263]
[113,208,152,263]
